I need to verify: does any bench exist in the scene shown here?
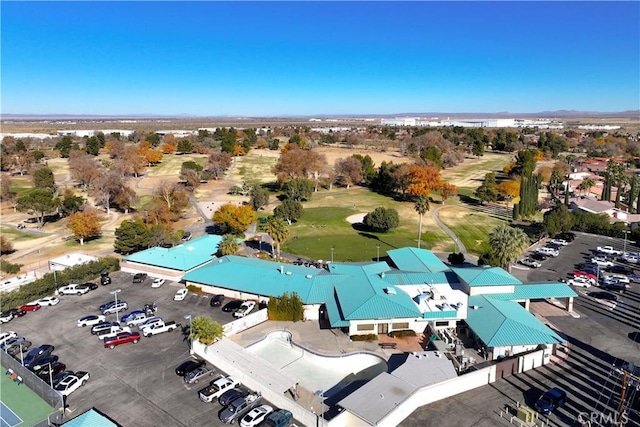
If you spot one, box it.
[379,342,397,349]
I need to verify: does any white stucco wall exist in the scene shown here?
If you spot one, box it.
[348,318,430,336]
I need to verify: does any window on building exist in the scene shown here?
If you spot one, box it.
[392,322,409,329]
[435,321,449,327]
[357,324,375,331]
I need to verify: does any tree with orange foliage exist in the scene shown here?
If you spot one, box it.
[213,204,257,235]
[232,145,245,156]
[67,210,101,245]
[406,165,443,198]
[497,179,520,200]
[144,149,163,164]
[161,143,176,154]
[440,182,459,201]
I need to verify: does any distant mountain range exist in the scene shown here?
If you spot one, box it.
[1,110,638,120]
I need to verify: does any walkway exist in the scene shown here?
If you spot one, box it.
[431,205,467,254]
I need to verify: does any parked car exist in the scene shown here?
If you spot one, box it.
[56,284,90,296]
[549,238,568,246]
[20,302,41,311]
[132,273,148,284]
[536,247,559,257]
[234,301,256,318]
[0,311,13,323]
[557,232,575,242]
[52,370,75,387]
[23,345,55,368]
[100,272,111,285]
[0,332,18,347]
[4,338,32,356]
[535,387,567,414]
[219,388,249,407]
[77,314,106,327]
[30,355,60,372]
[621,252,640,264]
[597,246,622,256]
[599,280,628,292]
[98,326,132,341]
[101,301,129,315]
[138,316,163,331]
[121,310,148,326]
[562,277,592,288]
[99,301,117,311]
[37,296,60,306]
[91,321,120,335]
[222,300,243,313]
[628,274,640,283]
[219,392,262,424]
[210,294,225,307]
[54,371,90,396]
[518,258,541,268]
[37,361,67,383]
[591,256,614,267]
[181,231,192,242]
[151,278,166,288]
[606,264,634,275]
[530,252,548,261]
[174,288,188,301]
[184,366,216,384]
[103,332,141,349]
[573,271,597,281]
[240,404,273,427]
[589,291,618,301]
[264,409,293,427]
[199,376,240,402]
[78,282,99,291]
[8,308,27,318]
[175,359,205,376]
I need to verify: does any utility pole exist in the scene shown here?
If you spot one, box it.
[617,370,627,427]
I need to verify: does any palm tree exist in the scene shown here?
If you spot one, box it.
[489,224,530,271]
[580,177,595,197]
[218,234,239,256]
[414,195,430,248]
[189,316,224,345]
[265,215,290,259]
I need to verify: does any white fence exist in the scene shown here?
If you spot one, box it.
[222,308,269,336]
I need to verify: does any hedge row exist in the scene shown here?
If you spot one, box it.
[0,257,120,311]
[350,334,378,342]
[0,260,22,274]
[267,292,304,322]
[389,330,417,338]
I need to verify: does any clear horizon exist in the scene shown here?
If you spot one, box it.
[2,2,639,116]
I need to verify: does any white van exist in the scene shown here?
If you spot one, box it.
[536,247,559,257]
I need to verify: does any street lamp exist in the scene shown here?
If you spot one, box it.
[330,246,335,264]
[109,289,121,321]
[623,230,631,255]
[315,390,325,427]
[376,244,380,262]
[184,314,192,354]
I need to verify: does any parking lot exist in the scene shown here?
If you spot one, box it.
[3,272,273,426]
[405,232,640,427]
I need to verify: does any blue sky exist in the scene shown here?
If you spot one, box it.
[2,1,639,116]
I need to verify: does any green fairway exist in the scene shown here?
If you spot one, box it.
[0,364,55,426]
[146,154,207,176]
[235,154,278,185]
[0,227,43,241]
[276,187,453,261]
[437,206,505,255]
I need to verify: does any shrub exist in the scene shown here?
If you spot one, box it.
[0,257,119,311]
[389,330,417,338]
[350,334,378,342]
[267,292,304,322]
[186,284,201,293]
[447,252,465,265]
[0,259,22,274]
[363,207,399,232]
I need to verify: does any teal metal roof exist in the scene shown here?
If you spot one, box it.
[182,255,335,304]
[489,283,578,300]
[324,290,350,327]
[422,310,457,319]
[466,295,564,347]
[451,266,522,286]
[328,263,422,320]
[63,409,120,427]
[387,247,450,273]
[124,235,221,271]
[380,271,457,286]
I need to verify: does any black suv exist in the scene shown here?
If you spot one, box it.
[100,272,111,285]
[132,273,148,284]
[210,295,225,307]
[606,264,633,275]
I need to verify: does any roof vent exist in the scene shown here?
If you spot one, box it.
[380,272,385,278]
[285,271,292,276]
[305,274,312,279]
[279,265,284,274]
[435,351,441,358]
[384,287,396,295]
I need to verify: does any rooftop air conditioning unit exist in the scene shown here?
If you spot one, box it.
[305,274,312,279]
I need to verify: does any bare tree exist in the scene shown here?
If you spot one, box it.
[69,150,101,191]
[206,151,232,180]
[334,157,363,188]
[92,170,125,214]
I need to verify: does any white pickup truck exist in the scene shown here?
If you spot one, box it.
[142,320,178,337]
[98,326,131,340]
[199,376,240,402]
[597,246,622,256]
[56,284,90,296]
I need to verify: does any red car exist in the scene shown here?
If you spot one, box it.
[21,302,41,311]
[103,332,141,349]
[573,271,596,281]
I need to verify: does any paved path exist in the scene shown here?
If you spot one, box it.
[431,205,467,254]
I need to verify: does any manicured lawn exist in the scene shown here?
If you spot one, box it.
[235,154,279,185]
[437,206,505,255]
[0,227,43,241]
[146,154,207,176]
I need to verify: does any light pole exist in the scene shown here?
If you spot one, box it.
[109,289,121,322]
[376,244,380,262]
[184,314,192,354]
[330,246,335,264]
[623,230,631,255]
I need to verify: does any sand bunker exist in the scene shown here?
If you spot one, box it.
[346,213,367,224]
